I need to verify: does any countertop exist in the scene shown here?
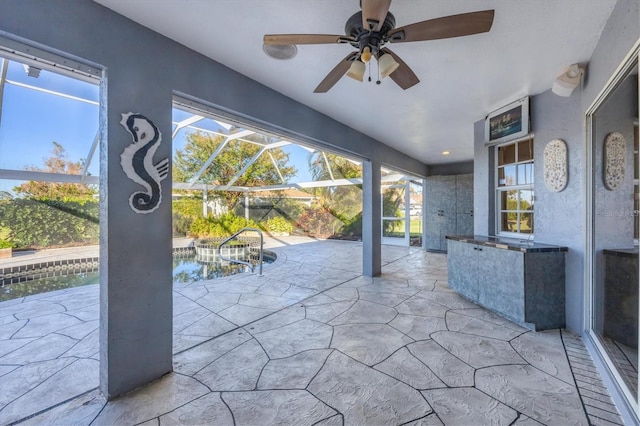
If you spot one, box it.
[603,247,639,258]
[446,235,568,253]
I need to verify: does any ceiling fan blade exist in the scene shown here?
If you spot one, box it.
[314,52,358,93]
[361,0,392,31]
[388,10,495,43]
[380,48,419,90]
[263,34,347,45]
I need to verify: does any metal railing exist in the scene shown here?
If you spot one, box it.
[217,227,264,275]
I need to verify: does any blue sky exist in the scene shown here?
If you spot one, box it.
[0,57,318,196]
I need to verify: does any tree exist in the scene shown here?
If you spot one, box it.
[308,152,362,219]
[173,131,296,209]
[14,142,96,201]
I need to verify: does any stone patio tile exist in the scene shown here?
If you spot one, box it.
[358,288,412,307]
[194,292,241,313]
[11,312,83,338]
[396,297,449,318]
[255,280,292,296]
[65,303,100,322]
[238,293,297,310]
[445,311,524,341]
[406,278,437,291]
[374,347,445,390]
[217,304,278,326]
[173,294,207,316]
[0,319,27,340]
[331,323,413,365]
[0,365,18,377]
[63,328,99,358]
[4,300,65,320]
[404,413,445,425]
[257,349,332,389]
[173,330,251,376]
[512,415,541,425]
[0,333,77,364]
[422,387,517,425]
[415,290,479,310]
[1,358,99,424]
[195,338,268,391]
[452,308,525,330]
[19,389,105,426]
[431,331,527,368]
[476,364,588,425]
[203,281,261,295]
[510,329,574,384]
[389,314,448,341]
[300,293,336,306]
[254,319,333,359]
[407,340,475,387]
[314,414,343,426]
[177,313,236,338]
[92,373,209,426]
[159,393,233,425]
[328,300,398,325]
[173,306,211,333]
[336,275,373,288]
[0,357,75,410]
[0,337,39,360]
[223,390,337,426]
[38,287,99,311]
[280,285,318,301]
[173,334,212,353]
[55,319,99,340]
[245,304,306,334]
[308,351,431,425]
[172,284,209,301]
[305,300,355,323]
[323,287,360,302]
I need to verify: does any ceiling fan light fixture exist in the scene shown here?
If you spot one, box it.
[361,46,372,63]
[378,53,399,79]
[346,60,366,82]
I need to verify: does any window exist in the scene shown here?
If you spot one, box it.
[496,138,534,235]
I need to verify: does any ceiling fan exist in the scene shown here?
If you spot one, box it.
[263,0,495,93]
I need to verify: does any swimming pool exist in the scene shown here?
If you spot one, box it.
[0,250,276,302]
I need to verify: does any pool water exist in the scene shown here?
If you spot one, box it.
[0,253,274,302]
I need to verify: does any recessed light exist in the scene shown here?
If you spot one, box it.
[442,151,450,155]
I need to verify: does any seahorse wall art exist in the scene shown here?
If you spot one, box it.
[119,112,169,214]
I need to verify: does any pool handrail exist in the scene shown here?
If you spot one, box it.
[217,227,264,276]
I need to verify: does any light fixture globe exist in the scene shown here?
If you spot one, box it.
[378,53,399,79]
[347,60,366,82]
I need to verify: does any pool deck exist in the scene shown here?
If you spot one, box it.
[0,237,625,425]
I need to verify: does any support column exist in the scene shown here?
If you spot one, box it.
[362,160,382,276]
[245,190,249,221]
[99,73,173,399]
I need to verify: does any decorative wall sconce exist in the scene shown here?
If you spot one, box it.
[603,132,626,191]
[544,139,568,192]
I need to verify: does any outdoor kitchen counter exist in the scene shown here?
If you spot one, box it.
[446,235,567,330]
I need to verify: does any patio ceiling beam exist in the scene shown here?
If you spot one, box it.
[171,114,204,139]
[0,58,8,129]
[187,129,255,188]
[4,79,98,105]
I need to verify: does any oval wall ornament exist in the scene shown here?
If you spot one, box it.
[604,132,626,191]
[544,139,568,192]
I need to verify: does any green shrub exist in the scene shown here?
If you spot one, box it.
[189,213,259,238]
[295,207,339,237]
[264,216,293,234]
[0,239,13,249]
[172,198,203,236]
[0,199,99,249]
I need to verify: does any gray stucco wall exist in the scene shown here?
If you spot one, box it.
[472,0,638,335]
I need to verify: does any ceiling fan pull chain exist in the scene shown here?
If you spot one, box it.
[376,59,381,85]
[368,62,372,82]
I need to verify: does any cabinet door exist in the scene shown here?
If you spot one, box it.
[447,240,478,299]
[456,213,474,236]
[456,174,474,214]
[477,246,525,323]
[425,175,456,213]
[440,213,457,251]
[424,210,442,250]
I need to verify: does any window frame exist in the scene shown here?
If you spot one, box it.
[495,136,535,238]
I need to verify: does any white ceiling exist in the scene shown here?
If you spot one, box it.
[95,0,616,165]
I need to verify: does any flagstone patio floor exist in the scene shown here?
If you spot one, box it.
[0,238,624,425]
